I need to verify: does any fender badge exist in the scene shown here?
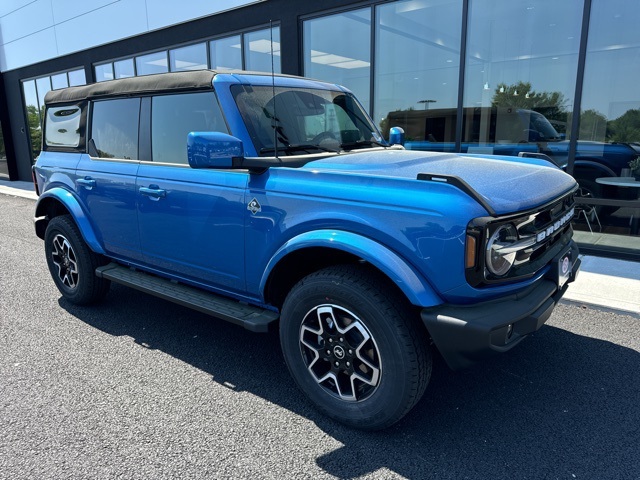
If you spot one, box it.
[247,198,262,215]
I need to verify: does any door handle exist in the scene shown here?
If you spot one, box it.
[139,185,166,199]
[77,177,96,190]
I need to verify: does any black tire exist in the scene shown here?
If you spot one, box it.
[279,265,431,430]
[44,215,110,305]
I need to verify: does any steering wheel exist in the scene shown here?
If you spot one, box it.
[311,131,337,144]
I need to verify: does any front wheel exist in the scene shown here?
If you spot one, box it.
[44,215,110,305]
[279,265,431,430]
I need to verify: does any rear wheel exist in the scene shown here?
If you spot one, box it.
[44,215,110,305]
[279,265,431,430]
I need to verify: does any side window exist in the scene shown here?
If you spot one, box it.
[45,105,82,148]
[151,91,227,164]
[90,98,140,159]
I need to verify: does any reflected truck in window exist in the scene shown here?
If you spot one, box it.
[385,107,640,200]
[33,71,580,430]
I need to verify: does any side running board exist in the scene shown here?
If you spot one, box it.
[96,263,279,332]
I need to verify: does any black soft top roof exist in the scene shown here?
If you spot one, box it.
[45,70,220,105]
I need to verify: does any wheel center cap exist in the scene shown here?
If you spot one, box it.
[333,345,346,360]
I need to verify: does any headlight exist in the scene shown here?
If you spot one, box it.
[486,224,518,276]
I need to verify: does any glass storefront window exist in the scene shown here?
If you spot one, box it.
[375,0,462,148]
[244,27,281,74]
[576,0,640,240]
[22,80,41,162]
[463,0,581,159]
[35,77,51,124]
[210,35,242,71]
[68,69,86,87]
[136,51,169,76]
[303,9,371,113]
[95,63,114,82]
[170,43,207,72]
[51,72,69,90]
[114,59,135,79]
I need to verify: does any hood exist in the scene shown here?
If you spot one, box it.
[306,149,577,215]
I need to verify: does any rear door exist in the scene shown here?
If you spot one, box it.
[135,91,247,293]
[75,98,141,262]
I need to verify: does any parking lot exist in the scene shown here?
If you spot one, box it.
[1,193,639,479]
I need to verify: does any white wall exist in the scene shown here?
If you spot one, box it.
[0,0,263,72]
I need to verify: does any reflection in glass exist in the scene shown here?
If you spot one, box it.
[114,59,135,79]
[51,73,69,90]
[35,77,52,125]
[462,0,580,160]
[45,106,81,147]
[244,27,281,74]
[91,99,140,159]
[152,92,227,164]
[304,10,371,112]
[170,43,207,71]
[375,0,462,149]
[210,35,242,70]
[136,51,169,76]
[22,80,41,162]
[95,63,114,82]
[232,85,382,156]
[68,69,86,87]
[577,0,640,238]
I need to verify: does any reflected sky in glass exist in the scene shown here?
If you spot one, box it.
[244,27,281,74]
[170,43,207,72]
[136,51,169,76]
[210,36,242,71]
[304,10,371,113]
[375,0,462,129]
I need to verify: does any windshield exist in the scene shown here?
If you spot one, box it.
[529,111,562,141]
[231,85,385,156]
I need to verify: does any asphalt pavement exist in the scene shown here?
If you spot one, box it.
[1,185,639,479]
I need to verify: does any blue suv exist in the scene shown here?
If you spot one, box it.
[33,70,580,429]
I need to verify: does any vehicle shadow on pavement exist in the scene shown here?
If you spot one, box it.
[60,286,640,480]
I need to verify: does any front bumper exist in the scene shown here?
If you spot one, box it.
[421,242,580,370]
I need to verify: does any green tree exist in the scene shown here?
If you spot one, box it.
[578,109,610,141]
[26,105,42,161]
[609,108,640,143]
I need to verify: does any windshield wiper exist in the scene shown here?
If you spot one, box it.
[260,144,338,155]
[340,140,387,150]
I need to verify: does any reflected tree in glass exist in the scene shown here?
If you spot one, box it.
[492,81,569,132]
[27,105,42,161]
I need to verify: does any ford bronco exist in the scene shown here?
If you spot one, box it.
[33,70,580,429]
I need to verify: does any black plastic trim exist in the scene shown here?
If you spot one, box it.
[423,245,581,370]
[417,173,496,216]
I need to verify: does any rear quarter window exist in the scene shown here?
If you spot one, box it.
[45,106,82,148]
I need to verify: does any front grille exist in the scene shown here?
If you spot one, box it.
[466,188,576,288]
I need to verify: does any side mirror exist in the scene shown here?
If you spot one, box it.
[187,132,244,169]
[388,126,405,146]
